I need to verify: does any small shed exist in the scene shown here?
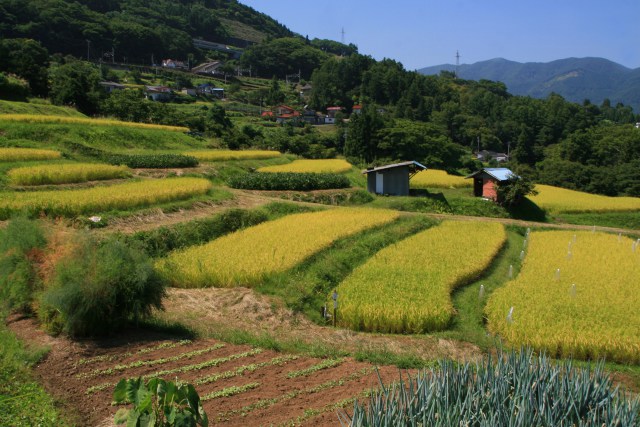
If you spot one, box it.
[466,167,516,201]
[363,161,427,196]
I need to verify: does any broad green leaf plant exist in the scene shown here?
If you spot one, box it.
[113,377,208,427]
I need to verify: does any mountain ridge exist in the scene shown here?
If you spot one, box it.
[419,57,640,111]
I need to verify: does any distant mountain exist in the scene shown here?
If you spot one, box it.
[419,57,640,112]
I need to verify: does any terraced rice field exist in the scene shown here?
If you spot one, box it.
[7,163,131,185]
[257,159,352,173]
[486,230,640,363]
[0,147,62,162]
[337,221,506,333]
[530,184,640,213]
[0,177,212,219]
[184,150,281,161]
[157,208,400,288]
[0,114,189,132]
[14,319,400,427]
[411,169,472,189]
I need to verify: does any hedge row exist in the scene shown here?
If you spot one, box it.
[63,142,199,168]
[229,172,350,191]
[102,153,198,169]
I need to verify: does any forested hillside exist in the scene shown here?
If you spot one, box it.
[0,0,292,62]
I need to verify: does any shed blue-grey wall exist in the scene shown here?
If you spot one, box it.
[366,166,410,196]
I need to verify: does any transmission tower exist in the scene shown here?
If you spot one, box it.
[341,27,346,44]
[455,50,461,78]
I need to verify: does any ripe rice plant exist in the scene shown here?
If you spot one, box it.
[157,208,400,288]
[0,114,188,132]
[257,159,352,173]
[411,169,471,189]
[184,150,281,161]
[8,163,131,185]
[530,184,640,213]
[0,177,212,219]
[485,230,640,363]
[337,221,506,333]
[341,348,639,426]
[0,147,61,162]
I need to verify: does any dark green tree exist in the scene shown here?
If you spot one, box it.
[0,38,49,96]
[49,58,104,115]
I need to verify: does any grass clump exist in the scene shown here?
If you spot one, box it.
[0,217,46,313]
[0,322,68,426]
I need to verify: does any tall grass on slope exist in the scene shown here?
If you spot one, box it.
[8,163,131,185]
[530,184,640,213]
[0,147,61,162]
[257,159,352,173]
[0,99,86,117]
[0,114,188,132]
[157,208,400,288]
[341,348,639,427]
[337,221,506,333]
[486,230,640,364]
[0,177,212,219]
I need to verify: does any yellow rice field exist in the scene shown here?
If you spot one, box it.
[0,147,62,162]
[184,150,281,161]
[0,114,189,132]
[411,169,472,189]
[257,159,352,173]
[486,230,640,363]
[337,221,506,333]
[8,163,131,185]
[157,208,400,288]
[530,184,640,213]
[0,177,211,219]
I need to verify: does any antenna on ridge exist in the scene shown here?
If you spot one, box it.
[341,27,346,44]
[455,50,461,78]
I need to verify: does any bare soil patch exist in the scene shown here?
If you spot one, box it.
[7,316,410,427]
[161,287,482,363]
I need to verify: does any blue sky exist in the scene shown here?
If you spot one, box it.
[238,0,640,70]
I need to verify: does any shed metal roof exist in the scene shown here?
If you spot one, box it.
[465,168,516,181]
[362,161,427,174]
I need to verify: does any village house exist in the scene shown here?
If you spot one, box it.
[325,106,343,124]
[476,150,509,163]
[466,167,516,201]
[196,83,224,98]
[363,161,427,196]
[144,85,172,102]
[99,81,125,93]
[162,59,188,70]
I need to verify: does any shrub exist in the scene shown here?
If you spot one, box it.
[39,234,165,336]
[0,217,46,313]
[229,172,350,191]
[102,153,198,169]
